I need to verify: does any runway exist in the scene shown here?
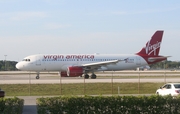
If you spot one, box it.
[1,78,180,84]
[0,71,180,84]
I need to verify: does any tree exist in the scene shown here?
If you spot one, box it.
[0,60,18,71]
[150,61,180,69]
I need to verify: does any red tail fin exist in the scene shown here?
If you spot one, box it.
[137,31,164,56]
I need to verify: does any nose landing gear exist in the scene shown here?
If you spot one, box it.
[36,72,40,79]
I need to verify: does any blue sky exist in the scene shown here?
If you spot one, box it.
[0,0,180,61]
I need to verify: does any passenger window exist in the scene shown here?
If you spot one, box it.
[163,85,168,89]
[167,85,171,89]
[174,84,180,88]
[163,84,171,89]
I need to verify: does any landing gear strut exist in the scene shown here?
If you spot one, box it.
[36,73,40,79]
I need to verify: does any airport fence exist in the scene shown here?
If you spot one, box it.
[1,71,180,96]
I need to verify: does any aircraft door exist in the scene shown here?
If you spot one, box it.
[136,56,141,65]
[36,56,41,66]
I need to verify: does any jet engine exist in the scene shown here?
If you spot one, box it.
[60,71,68,77]
[67,66,83,77]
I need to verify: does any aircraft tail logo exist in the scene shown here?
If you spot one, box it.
[137,31,163,56]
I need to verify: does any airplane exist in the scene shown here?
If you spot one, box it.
[16,30,169,79]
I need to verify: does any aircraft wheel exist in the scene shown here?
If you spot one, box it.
[84,74,89,79]
[36,76,40,79]
[91,74,96,79]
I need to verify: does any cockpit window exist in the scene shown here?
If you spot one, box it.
[23,59,30,62]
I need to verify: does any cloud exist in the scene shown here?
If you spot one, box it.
[44,23,71,29]
[111,11,127,15]
[111,7,180,15]
[10,11,47,21]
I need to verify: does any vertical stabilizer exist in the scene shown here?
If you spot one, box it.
[137,31,163,56]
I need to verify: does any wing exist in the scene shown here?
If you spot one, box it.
[81,59,126,72]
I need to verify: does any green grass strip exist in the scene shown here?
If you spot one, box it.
[0,83,164,96]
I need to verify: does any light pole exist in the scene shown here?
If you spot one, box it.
[4,55,7,71]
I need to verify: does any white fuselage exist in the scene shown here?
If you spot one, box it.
[16,54,148,72]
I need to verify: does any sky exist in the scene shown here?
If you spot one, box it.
[0,0,180,61]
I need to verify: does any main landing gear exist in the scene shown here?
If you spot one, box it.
[84,73,96,79]
[84,74,89,79]
[91,73,96,79]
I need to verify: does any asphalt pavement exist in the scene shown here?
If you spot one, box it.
[18,96,39,114]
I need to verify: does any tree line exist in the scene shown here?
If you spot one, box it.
[150,61,180,70]
[0,60,18,71]
[0,60,179,71]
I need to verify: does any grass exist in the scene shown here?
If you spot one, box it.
[0,83,165,96]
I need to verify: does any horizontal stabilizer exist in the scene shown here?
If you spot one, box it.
[148,56,171,62]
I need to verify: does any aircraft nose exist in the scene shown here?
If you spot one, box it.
[16,62,22,70]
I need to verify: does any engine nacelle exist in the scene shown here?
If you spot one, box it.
[67,66,83,77]
[60,71,68,77]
